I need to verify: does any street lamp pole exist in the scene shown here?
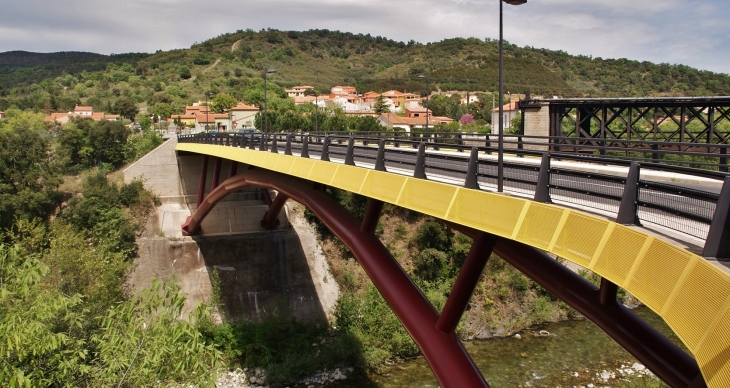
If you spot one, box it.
[418,75,429,133]
[205,92,214,133]
[263,68,276,133]
[315,93,319,132]
[498,0,526,192]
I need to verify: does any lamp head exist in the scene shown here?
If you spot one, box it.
[503,0,527,4]
[266,69,277,74]
[418,75,427,80]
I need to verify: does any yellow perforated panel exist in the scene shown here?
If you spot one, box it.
[696,308,730,387]
[553,212,609,268]
[592,225,649,286]
[332,165,369,194]
[261,152,280,168]
[273,155,296,174]
[289,157,316,178]
[665,261,730,351]
[176,142,730,388]
[449,190,526,238]
[360,171,407,203]
[628,239,694,313]
[514,203,565,250]
[308,163,339,185]
[398,179,456,219]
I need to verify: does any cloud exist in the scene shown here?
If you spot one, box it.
[0,0,728,74]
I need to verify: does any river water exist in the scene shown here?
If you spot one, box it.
[330,307,682,387]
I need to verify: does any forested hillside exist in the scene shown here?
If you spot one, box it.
[0,51,150,91]
[1,28,729,117]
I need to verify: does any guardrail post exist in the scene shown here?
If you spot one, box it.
[375,139,387,172]
[534,153,551,203]
[517,135,524,157]
[270,136,278,153]
[301,135,310,158]
[433,133,440,151]
[225,134,230,146]
[258,134,267,151]
[345,136,355,166]
[321,135,331,162]
[414,142,427,179]
[458,134,464,151]
[248,133,256,150]
[464,147,480,190]
[285,134,292,155]
[720,146,728,173]
[616,162,641,225]
[485,134,491,155]
[651,143,659,163]
[703,176,730,260]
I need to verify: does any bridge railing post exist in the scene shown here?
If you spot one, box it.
[720,146,728,173]
[534,153,551,203]
[321,136,331,162]
[413,142,427,179]
[703,176,730,260]
[375,139,387,172]
[617,162,641,225]
[464,147,480,190]
[345,136,355,166]
[285,134,293,155]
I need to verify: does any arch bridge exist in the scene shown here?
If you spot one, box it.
[176,131,730,388]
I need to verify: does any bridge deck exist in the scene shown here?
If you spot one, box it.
[177,142,730,388]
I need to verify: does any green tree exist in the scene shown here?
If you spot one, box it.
[0,126,62,231]
[151,102,175,121]
[211,93,238,113]
[178,66,191,79]
[114,97,138,121]
[373,94,390,114]
[88,120,130,168]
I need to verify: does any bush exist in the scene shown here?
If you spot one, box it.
[414,220,453,252]
[413,248,448,281]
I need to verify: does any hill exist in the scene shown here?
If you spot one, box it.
[1,29,729,117]
[0,50,150,90]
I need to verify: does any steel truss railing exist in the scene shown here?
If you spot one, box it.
[178,131,730,258]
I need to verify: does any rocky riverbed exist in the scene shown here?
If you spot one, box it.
[216,367,353,388]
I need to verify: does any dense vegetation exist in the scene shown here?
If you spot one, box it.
[1,29,729,121]
[0,51,150,90]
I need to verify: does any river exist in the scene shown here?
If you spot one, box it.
[329,307,681,387]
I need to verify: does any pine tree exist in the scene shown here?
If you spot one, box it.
[373,94,390,114]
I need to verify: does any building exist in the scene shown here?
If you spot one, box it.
[286,86,314,98]
[73,105,93,116]
[491,101,520,130]
[169,114,196,127]
[44,106,119,125]
[228,103,259,130]
[195,113,230,132]
[0,111,5,119]
[378,111,454,132]
[378,90,420,108]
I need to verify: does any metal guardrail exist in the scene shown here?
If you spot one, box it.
[178,131,730,257]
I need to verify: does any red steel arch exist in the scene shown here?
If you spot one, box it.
[182,167,704,388]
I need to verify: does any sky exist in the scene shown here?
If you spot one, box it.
[1,0,729,75]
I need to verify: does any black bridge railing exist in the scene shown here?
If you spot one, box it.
[179,131,730,259]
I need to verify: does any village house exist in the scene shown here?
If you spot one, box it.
[0,111,5,119]
[491,101,520,130]
[378,107,454,132]
[228,103,259,130]
[44,105,119,125]
[285,85,314,98]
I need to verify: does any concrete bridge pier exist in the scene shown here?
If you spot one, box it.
[123,138,338,324]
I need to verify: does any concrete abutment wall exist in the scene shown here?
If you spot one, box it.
[124,138,338,324]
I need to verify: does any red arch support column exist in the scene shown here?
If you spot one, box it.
[182,169,490,388]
